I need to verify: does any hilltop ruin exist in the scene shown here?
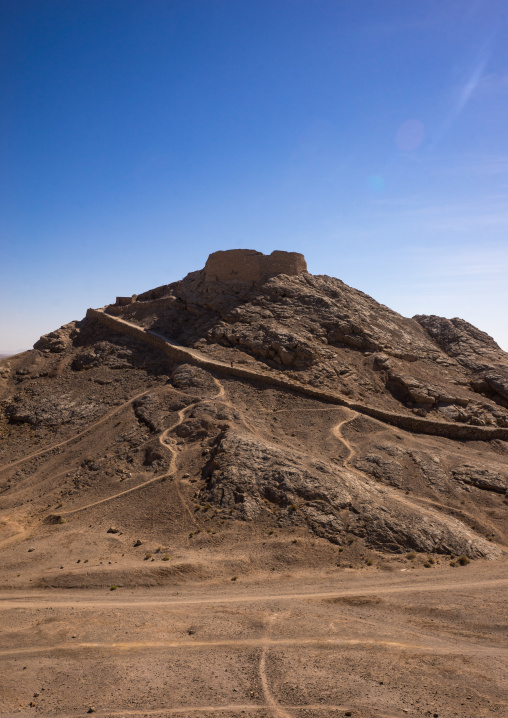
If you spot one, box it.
[203,249,307,282]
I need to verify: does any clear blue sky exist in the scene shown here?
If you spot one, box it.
[1,0,507,352]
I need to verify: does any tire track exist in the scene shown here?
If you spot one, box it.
[2,634,506,658]
[259,615,293,718]
[1,576,506,609]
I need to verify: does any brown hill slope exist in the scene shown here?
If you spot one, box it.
[0,250,507,592]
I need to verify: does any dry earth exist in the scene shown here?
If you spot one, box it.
[1,566,507,718]
[0,251,507,717]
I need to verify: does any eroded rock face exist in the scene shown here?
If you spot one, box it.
[4,393,102,427]
[414,315,508,410]
[34,321,81,353]
[413,315,505,370]
[204,249,307,282]
[202,430,498,558]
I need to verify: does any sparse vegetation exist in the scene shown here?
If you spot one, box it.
[144,553,153,560]
[110,585,118,591]
[458,555,470,566]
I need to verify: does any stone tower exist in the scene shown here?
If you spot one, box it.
[204,249,307,282]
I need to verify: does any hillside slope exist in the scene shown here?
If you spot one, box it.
[0,250,506,591]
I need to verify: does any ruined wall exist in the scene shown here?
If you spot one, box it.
[115,295,137,306]
[204,249,307,282]
[87,308,508,442]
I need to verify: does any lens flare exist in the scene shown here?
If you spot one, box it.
[367,175,385,192]
[396,119,424,151]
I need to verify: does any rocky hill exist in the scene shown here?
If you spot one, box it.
[0,249,507,591]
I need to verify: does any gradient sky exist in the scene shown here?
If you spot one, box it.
[1,0,508,353]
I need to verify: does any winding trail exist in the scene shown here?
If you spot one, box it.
[331,410,491,536]
[0,388,152,475]
[60,376,227,518]
[88,307,508,442]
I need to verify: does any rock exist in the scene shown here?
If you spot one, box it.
[34,321,80,353]
[107,527,119,534]
[200,430,498,558]
[415,315,508,408]
[484,371,508,402]
[452,466,508,494]
[4,393,102,427]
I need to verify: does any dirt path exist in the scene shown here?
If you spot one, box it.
[1,576,507,610]
[2,633,507,659]
[6,705,397,717]
[61,377,227,518]
[0,388,152,475]
[259,614,293,718]
[331,410,488,534]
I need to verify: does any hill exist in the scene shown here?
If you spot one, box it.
[1,249,507,716]
[1,249,507,583]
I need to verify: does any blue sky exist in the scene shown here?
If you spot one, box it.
[1,0,507,352]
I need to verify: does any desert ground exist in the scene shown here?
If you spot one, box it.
[1,561,508,718]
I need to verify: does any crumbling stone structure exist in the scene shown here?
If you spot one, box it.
[115,294,137,306]
[204,249,307,282]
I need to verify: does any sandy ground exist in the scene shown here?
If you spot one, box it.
[1,336,507,718]
[1,561,507,718]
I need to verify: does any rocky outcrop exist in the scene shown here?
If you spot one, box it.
[415,315,508,410]
[201,430,499,558]
[413,315,505,370]
[4,393,102,427]
[34,321,81,353]
[452,466,508,494]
